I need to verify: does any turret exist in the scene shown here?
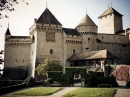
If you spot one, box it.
[5,26,11,41]
[76,13,97,52]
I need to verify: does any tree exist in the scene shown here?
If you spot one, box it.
[36,58,63,75]
[0,0,28,19]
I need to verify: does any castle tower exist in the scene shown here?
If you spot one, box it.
[98,7,123,34]
[29,8,64,77]
[76,14,97,52]
[4,26,31,79]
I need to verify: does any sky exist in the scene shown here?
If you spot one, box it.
[0,0,130,50]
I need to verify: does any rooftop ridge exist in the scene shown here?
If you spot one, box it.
[98,7,123,18]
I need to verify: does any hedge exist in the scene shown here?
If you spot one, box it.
[46,68,118,87]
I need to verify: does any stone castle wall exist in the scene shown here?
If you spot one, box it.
[4,43,31,68]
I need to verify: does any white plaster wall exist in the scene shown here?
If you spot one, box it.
[98,14,114,34]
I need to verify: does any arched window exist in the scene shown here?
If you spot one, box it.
[50,49,53,54]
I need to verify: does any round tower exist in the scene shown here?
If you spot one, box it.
[76,14,98,52]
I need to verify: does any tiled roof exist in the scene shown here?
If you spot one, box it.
[5,28,11,35]
[76,15,97,27]
[98,7,123,18]
[63,28,80,35]
[37,8,62,25]
[68,50,117,61]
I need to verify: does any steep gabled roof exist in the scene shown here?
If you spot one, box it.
[76,15,97,27]
[63,28,80,35]
[37,8,62,25]
[5,28,11,35]
[98,7,123,18]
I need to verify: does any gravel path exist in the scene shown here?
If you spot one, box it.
[41,87,78,97]
[114,88,130,97]
[114,81,130,97]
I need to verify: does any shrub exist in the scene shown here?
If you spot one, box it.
[126,79,130,87]
[88,71,104,87]
[98,77,118,87]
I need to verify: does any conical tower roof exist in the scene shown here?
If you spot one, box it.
[76,15,97,28]
[98,7,123,18]
[37,8,62,25]
[5,27,11,35]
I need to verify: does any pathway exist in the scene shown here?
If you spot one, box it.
[114,81,130,97]
[41,87,78,97]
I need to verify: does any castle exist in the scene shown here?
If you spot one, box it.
[4,7,130,79]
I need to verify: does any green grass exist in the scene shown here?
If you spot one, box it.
[2,87,62,97]
[62,88,116,97]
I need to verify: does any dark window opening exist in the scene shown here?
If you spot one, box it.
[88,38,90,42]
[32,35,35,43]
[50,49,53,54]
[73,49,76,54]
[122,44,127,47]
[85,48,89,49]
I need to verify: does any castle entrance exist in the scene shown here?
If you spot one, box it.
[73,73,81,86]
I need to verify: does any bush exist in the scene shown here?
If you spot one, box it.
[47,71,67,86]
[126,79,130,87]
[88,71,104,87]
[98,77,118,87]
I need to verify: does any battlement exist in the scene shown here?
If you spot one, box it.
[5,36,31,45]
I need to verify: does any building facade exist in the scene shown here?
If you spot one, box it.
[4,7,130,79]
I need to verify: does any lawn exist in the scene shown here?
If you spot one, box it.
[2,87,62,97]
[2,87,116,97]
[62,88,116,97]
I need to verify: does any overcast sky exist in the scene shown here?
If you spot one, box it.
[0,0,130,50]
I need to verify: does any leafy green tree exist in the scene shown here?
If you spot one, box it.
[36,58,63,75]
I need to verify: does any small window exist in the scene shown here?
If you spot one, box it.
[32,35,35,43]
[50,49,53,54]
[73,49,76,54]
[16,59,17,62]
[85,48,89,49]
[88,38,90,42]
